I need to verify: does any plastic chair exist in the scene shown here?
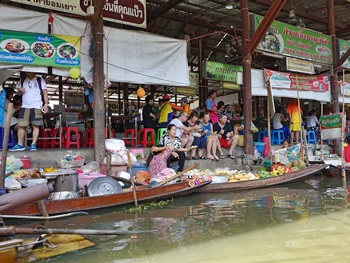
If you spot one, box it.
[138,128,155,147]
[0,127,16,149]
[156,128,167,144]
[51,128,64,148]
[124,129,136,147]
[64,127,80,148]
[84,128,94,148]
[257,130,268,142]
[36,128,53,148]
[271,129,285,145]
[307,130,317,144]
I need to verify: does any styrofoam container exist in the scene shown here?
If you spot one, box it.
[56,159,84,168]
[211,174,229,184]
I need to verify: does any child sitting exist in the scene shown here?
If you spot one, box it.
[282,139,289,149]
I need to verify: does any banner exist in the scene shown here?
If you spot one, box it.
[339,81,350,96]
[254,14,332,64]
[222,82,240,90]
[320,113,344,139]
[264,69,329,92]
[0,30,80,68]
[9,0,147,29]
[339,39,350,69]
[274,144,301,164]
[205,61,242,83]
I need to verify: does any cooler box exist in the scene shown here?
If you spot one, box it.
[127,164,149,178]
[99,163,127,176]
[78,172,106,188]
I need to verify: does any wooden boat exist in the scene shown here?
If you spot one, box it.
[3,181,211,216]
[322,164,350,177]
[197,164,328,193]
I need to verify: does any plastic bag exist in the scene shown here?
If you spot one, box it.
[105,139,126,155]
[249,122,259,133]
[79,161,100,173]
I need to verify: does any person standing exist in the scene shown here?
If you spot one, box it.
[9,72,49,152]
[180,97,192,116]
[287,99,302,145]
[142,95,157,130]
[158,94,182,128]
[205,90,218,124]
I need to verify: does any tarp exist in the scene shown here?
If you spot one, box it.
[52,14,189,86]
[0,4,49,73]
[238,69,331,102]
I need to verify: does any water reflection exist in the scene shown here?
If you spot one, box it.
[32,176,350,262]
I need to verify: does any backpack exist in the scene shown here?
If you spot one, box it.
[20,76,44,106]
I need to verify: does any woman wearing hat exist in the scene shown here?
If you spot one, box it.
[158,94,183,128]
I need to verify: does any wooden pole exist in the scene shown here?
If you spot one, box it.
[0,226,141,236]
[92,0,105,163]
[0,103,13,188]
[341,69,346,179]
[126,150,138,207]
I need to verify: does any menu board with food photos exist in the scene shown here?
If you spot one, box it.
[0,29,80,68]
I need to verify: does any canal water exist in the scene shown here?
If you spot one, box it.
[23,175,350,262]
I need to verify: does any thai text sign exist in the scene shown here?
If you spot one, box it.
[254,14,332,64]
[320,113,344,139]
[9,0,147,29]
[286,57,315,74]
[340,81,350,96]
[264,69,329,92]
[0,30,80,68]
[339,39,350,69]
[205,61,242,83]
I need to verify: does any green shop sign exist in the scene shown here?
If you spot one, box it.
[0,30,81,68]
[320,113,343,129]
[339,39,350,69]
[254,14,332,64]
[205,61,242,83]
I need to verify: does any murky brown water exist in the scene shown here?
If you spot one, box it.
[14,175,350,262]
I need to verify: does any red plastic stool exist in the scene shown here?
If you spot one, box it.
[51,128,65,148]
[37,128,53,148]
[124,129,136,147]
[138,128,155,147]
[65,127,80,148]
[84,128,94,148]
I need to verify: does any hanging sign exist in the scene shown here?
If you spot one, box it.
[189,72,199,88]
[320,113,345,139]
[264,69,329,92]
[222,82,240,90]
[286,57,315,74]
[339,39,350,69]
[254,14,332,64]
[205,61,242,83]
[176,87,197,96]
[0,30,80,68]
[340,81,350,96]
[9,0,147,29]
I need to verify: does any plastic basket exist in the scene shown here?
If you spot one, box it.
[99,163,127,176]
[56,158,85,168]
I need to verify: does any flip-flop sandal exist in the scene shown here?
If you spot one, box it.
[207,155,215,161]
[198,156,206,160]
[191,157,198,160]
[213,155,220,161]
[219,155,225,159]
[228,155,235,159]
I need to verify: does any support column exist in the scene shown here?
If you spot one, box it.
[198,39,207,109]
[241,0,253,154]
[92,1,105,163]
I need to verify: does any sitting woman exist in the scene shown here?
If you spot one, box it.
[184,111,205,159]
[306,109,320,142]
[200,113,222,160]
[273,106,290,140]
[153,124,188,173]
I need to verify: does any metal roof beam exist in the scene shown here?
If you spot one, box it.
[147,0,184,23]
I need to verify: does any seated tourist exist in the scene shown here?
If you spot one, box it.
[200,113,223,161]
[213,115,239,159]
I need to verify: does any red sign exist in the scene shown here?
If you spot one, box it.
[265,69,329,92]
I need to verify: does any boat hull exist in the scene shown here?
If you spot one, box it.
[197,164,328,193]
[323,164,350,177]
[4,181,210,216]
